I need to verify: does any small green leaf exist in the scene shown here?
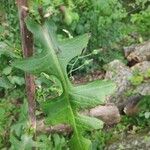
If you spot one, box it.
[0,42,19,58]
[144,112,150,119]
[0,76,12,89]
[8,76,25,85]
[129,75,144,86]
[10,134,36,150]
[2,66,12,75]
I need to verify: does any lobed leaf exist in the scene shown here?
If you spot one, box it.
[12,18,116,150]
[12,53,58,76]
[70,80,116,108]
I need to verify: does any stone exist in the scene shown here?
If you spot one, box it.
[134,82,150,96]
[105,133,150,150]
[131,61,150,74]
[104,60,133,104]
[124,41,150,63]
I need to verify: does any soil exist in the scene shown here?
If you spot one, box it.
[71,70,105,84]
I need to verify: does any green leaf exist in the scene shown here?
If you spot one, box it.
[70,135,92,150]
[41,96,72,125]
[26,18,60,56]
[144,112,150,119]
[14,18,89,77]
[2,66,12,75]
[53,134,67,150]
[0,42,19,58]
[58,33,90,68]
[10,135,36,150]
[13,19,62,78]
[8,76,25,86]
[76,114,104,130]
[12,52,57,75]
[12,18,116,150]
[0,76,12,89]
[70,80,116,108]
[0,108,5,119]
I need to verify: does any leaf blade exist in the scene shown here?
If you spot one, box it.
[58,34,90,68]
[70,80,116,108]
[41,96,72,125]
[76,114,104,131]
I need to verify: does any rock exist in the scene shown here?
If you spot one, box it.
[105,133,150,150]
[105,60,150,104]
[118,94,142,116]
[131,61,150,96]
[131,61,150,74]
[124,44,136,57]
[104,60,133,104]
[104,59,150,114]
[124,41,150,63]
[87,103,121,125]
[134,82,150,96]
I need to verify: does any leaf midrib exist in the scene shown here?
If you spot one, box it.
[42,25,82,147]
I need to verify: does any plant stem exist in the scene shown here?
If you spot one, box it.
[16,0,36,131]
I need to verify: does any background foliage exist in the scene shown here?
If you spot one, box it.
[0,0,150,149]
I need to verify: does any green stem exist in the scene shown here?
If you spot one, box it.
[70,63,85,73]
[68,56,79,77]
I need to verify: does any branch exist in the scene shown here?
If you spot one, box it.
[17,0,36,130]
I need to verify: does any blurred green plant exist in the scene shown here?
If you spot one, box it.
[0,42,24,95]
[129,68,150,86]
[0,0,150,149]
[1,0,20,48]
[25,0,128,73]
[131,6,150,40]
[13,16,116,149]
[129,74,144,86]
[8,97,69,150]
